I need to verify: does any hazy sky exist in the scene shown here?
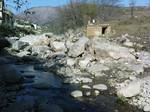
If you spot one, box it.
[28,0,149,7]
[6,0,150,13]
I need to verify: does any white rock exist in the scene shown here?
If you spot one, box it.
[88,63,109,77]
[20,34,50,46]
[51,41,66,52]
[12,41,29,50]
[71,90,83,98]
[17,51,31,57]
[68,37,89,58]
[93,84,108,91]
[94,90,100,96]
[90,38,135,60]
[79,56,92,69]
[66,77,92,84]
[67,58,76,67]
[32,45,51,54]
[82,85,91,89]
[144,105,150,112]
[123,41,133,47]
[138,51,150,68]
[117,80,141,98]
[85,92,91,96]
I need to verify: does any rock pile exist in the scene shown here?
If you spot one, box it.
[4,31,150,111]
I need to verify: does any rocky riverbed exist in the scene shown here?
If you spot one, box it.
[0,31,150,112]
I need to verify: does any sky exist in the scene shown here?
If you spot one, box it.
[27,0,150,7]
[6,0,150,13]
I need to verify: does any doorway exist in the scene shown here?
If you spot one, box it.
[102,27,107,35]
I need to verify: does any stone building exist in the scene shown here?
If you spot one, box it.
[0,0,14,27]
[86,21,112,37]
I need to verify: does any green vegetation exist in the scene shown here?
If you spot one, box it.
[0,25,35,37]
[43,1,150,37]
[45,0,123,34]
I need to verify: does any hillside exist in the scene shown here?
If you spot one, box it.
[17,6,59,25]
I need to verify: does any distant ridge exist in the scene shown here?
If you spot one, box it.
[17,6,59,25]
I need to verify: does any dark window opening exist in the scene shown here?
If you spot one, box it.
[102,27,107,35]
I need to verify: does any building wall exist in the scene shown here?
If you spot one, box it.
[86,24,112,37]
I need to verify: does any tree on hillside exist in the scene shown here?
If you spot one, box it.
[95,0,121,21]
[3,0,29,11]
[129,0,136,18]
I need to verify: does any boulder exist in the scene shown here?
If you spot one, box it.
[68,37,89,58]
[67,58,76,67]
[32,45,52,58]
[138,51,150,68]
[82,85,91,89]
[117,80,141,98]
[90,38,135,60]
[79,56,93,69]
[123,41,134,47]
[71,90,83,98]
[87,62,109,77]
[94,90,100,96]
[32,45,51,54]
[19,34,50,46]
[0,64,23,84]
[51,41,66,52]
[93,84,108,91]
[64,77,92,84]
[16,51,31,57]
[144,105,150,112]
[12,41,29,50]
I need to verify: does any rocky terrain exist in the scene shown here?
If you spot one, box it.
[0,30,150,112]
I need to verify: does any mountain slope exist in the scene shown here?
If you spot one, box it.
[17,6,59,25]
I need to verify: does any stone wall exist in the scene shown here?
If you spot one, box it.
[86,24,112,37]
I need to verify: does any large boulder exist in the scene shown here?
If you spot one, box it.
[19,34,50,46]
[78,55,94,69]
[51,41,66,52]
[90,38,135,60]
[32,45,52,58]
[87,62,109,77]
[117,80,141,98]
[12,41,29,50]
[137,51,150,68]
[68,37,89,58]
[16,51,31,57]
[32,45,51,54]
[0,64,23,84]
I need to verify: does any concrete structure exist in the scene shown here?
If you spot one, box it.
[86,22,112,37]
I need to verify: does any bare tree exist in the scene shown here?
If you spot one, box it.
[129,0,136,18]
[95,0,121,21]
